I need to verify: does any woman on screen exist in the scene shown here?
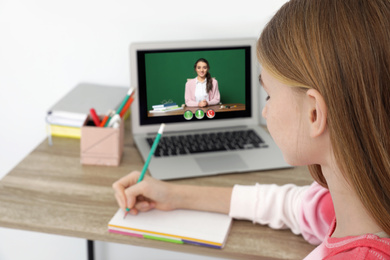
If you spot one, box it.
[184,58,220,107]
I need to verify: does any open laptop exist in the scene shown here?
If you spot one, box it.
[129,38,290,180]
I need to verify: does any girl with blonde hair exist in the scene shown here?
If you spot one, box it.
[113,0,390,258]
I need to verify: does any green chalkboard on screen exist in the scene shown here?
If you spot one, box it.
[144,49,246,110]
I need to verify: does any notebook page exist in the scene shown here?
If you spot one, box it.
[108,208,232,246]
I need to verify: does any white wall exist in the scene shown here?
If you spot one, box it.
[0,0,287,259]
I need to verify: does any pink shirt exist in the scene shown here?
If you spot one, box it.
[185,78,220,107]
[229,182,390,259]
[306,219,390,259]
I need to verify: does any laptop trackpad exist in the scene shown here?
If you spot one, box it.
[195,154,249,173]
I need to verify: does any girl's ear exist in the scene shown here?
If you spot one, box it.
[306,89,328,138]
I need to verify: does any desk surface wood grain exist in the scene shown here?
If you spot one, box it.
[0,122,316,260]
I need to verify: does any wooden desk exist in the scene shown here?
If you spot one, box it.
[148,103,245,117]
[0,122,316,260]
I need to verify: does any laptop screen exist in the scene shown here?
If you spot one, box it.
[136,45,252,125]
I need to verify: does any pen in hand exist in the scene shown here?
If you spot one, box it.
[123,123,166,219]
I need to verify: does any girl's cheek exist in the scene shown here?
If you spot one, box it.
[262,105,268,119]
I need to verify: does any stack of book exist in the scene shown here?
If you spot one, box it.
[46,83,129,139]
[150,102,183,113]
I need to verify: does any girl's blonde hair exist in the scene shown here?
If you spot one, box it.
[258,0,390,234]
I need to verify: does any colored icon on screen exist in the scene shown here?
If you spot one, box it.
[195,109,205,119]
[184,110,193,120]
[206,109,215,119]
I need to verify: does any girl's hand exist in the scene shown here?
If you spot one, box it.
[112,171,177,215]
[113,171,233,215]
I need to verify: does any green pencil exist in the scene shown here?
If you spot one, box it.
[123,123,166,218]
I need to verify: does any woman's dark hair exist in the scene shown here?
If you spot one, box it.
[194,58,213,92]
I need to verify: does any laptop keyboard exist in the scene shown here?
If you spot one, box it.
[146,129,268,157]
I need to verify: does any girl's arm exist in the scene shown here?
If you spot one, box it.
[230,182,334,245]
[113,172,333,244]
[112,171,232,215]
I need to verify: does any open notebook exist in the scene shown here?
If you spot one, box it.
[108,209,232,249]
